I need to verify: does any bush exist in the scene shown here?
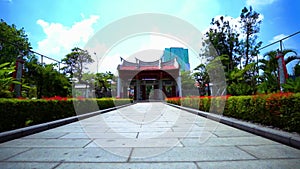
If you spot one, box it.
[0,98,131,132]
[166,93,300,133]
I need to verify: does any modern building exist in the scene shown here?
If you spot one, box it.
[117,57,182,101]
[162,47,190,71]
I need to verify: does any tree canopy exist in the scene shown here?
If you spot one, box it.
[0,19,31,64]
[61,47,94,84]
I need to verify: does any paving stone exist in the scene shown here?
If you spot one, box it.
[197,159,300,169]
[61,132,138,139]
[180,136,280,147]
[103,121,142,128]
[0,138,91,148]
[6,147,131,162]
[93,138,183,148]
[22,131,67,139]
[138,131,216,139]
[82,126,110,133]
[61,123,82,127]
[213,130,255,137]
[130,146,256,160]
[55,162,197,169]
[105,127,173,133]
[171,124,209,132]
[238,144,300,159]
[84,141,100,148]
[105,128,141,133]
[46,127,86,133]
[140,127,173,132]
[142,121,171,126]
[0,148,30,160]
[0,162,59,169]
[1,102,300,167]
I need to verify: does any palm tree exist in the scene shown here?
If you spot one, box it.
[258,49,300,93]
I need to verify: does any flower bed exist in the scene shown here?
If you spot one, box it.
[166,93,300,133]
[0,97,131,132]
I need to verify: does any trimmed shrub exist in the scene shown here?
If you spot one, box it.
[166,93,300,133]
[0,98,131,132]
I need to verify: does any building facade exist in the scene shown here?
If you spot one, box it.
[162,47,190,71]
[117,57,182,100]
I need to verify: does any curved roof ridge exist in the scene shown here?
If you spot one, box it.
[162,58,175,65]
[139,60,160,67]
[122,59,138,67]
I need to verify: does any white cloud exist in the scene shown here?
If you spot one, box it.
[89,34,197,74]
[202,15,242,35]
[36,15,100,62]
[93,34,183,73]
[98,53,126,74]
[203,14,264,40]
[269,34,287,43]
[178,0,199,17]
[246,0,277,7]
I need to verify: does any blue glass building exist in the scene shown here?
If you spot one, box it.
[162,47,190,71]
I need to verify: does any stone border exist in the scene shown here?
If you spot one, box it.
[166,103,300,150]
[0,103,133,143]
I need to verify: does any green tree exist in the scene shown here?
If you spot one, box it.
[282,77,300,93]
[227,63,257,95]
[94,71,115,98]
[239,6,262,66]
[0,62,19,97]
[0,19,31,64]
[24,56,71,98]
[258,49,299,93]
[180,71,196,96]
[193,64,210,95]
[61,47,94,83]
[294,63,300,76]
[205,16,240,72]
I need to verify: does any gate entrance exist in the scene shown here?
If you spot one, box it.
[117,58,182,100]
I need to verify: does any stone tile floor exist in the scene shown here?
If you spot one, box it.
[0,102,299,169]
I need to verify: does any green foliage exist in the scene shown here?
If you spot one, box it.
[239,6,262,66]
[205,16,240,71]
[257,71,279,93]
[0,98,131,132]
[227,63,257,95]
[0,19,31,64]
[181,71,195,88]
[180,71,197,96]
[283,77,300,93]
[201,6,262,96]
[294,63,300,75]
[61,47,94,83]
[258,49,298,93]
[193,64,210,96]
[0,62,20,98]
[94,71,115,88]
[23,55,71,98]
[227,82,252,96]
[166,93,300,133]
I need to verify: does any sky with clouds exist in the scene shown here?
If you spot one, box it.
[1,0,300,74]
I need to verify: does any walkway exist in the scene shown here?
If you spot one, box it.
[1,102,300,169]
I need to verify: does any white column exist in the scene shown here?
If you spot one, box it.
[117,77,122,98]
[177,76,182,97]
[159,80,163,100]
[136,80,140,100]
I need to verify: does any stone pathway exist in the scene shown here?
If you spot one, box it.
[0,102,300,169]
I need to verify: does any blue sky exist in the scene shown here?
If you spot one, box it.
[1,0,300,74]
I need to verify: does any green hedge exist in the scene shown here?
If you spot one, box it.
[167,93,300,133]
[0,98,131,132]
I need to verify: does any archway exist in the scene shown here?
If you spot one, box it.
[117,58,181,101]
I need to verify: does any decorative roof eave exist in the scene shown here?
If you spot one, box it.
[117,57,179,70]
